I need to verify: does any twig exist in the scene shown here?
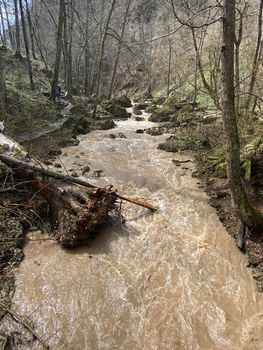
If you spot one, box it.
[0,301,49,349]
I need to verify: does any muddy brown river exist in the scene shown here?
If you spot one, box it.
[3,112,263,349]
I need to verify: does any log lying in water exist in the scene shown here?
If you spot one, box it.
[0,138,158,247]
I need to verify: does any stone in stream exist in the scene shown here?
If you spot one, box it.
[133,106,143,116]
[71,171,79,178]
[136,129,144,134]
[92,170,103,178]
[135,116,144,121]
[108,134,116,139]
[82,166,90,175]
[118,132,127,139]
[54,163,62,168]
[113,95,132,108]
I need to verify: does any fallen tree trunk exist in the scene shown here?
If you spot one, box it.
[0,154,159,211]
[0,137,158,247]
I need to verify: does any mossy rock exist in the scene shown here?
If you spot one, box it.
[48,148,62,156]
[136,102,148,110]
[100,99,129,118]
[158,134,210,153]
[133,106,143,115]
[145,105,158,113]
[94,119,116,130]
[149,106,174,122]
[114,95,132,108]
[70,104,90,118]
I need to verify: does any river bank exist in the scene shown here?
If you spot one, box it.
[1,108,263,349]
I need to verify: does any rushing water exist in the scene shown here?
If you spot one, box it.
[3,111,263,349]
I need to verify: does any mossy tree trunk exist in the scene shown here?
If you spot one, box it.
[222,0,263,232]
[0,51,7,123]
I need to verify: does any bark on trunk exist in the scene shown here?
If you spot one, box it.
[19,0,35,91]
[50,0,65,101]
[222,0,263,232]
[245,0,263,113]
[93,0,116,117]
[0,50,7,123]
[108,0,131,99]
[14,0,22,58]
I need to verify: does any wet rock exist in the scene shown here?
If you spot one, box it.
[133,106,143,115]
[113,95,132,108]
[92,170,103,178]
[48,148,62,156]
[54,163,62,168]
[108,134,116,139]
[149,106,174,122]
[136,102,148,110]
[71,171,79,177]
[75,155,80,158]
[146,127,164,136]
[94,119,116,130]
[135,116,144,121]
[68,138,80,146]
[43,160,53,166]
[100,99,129,118]
[136,129,144,134]
[118,132,127,139]
[145,105,158,113]
[82,166,90,175]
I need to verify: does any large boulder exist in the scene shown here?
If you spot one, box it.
[94,119,116,130]
[100,99,130,118]
[114,95,132,108]
[149,106,174,122]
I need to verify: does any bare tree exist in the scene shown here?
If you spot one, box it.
[3,0,15,48]
[0,49,7,122]
[50,0,66,101]
[108,0,132,98]
[222,0,263,231]
[25,0,37,59]
[0,1,7,46]
[93,0,117,117]
[245,0,263,113]
[14,0,22,58]
[19,0,34,90]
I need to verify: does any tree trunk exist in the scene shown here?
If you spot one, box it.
[245,0,263,113]
[0,50,7,123]
[3,1,15,48]
[14,0,22,58]
[65,0,74,99]
[19,0,35,91]
[222,0,263,232]
[108,0,131,99]
[50,0,65,101]
[0,3,7,47]
[84,8,90,95]
[93,0,117,118]
[25,0,37,60]
[191,27,220,109]
[167,34,172,98]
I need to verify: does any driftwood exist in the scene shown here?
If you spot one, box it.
[0,143,158,247]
